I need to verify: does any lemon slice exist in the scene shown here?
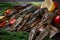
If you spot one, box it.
[0,16,5,20]
[41,0,55,12]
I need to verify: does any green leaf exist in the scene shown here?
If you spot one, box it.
[0,28,29,40]
[0,2,22,16]
[28,2,42,6]
[43,37,51,40]
[0,7,9,16]
[0,2,22,8]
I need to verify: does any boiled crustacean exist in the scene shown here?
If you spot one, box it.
[29,11,59,40]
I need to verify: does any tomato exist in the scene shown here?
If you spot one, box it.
[9,19,16,25]
[57,10,60,13]
[57,10,60,14]
[54,2,58,9]
[54,15,60,24]
[0,21,6,28]
[5,9,11,14]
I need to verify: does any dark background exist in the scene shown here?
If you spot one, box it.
[0,0,60,3]
[1,0,43,2]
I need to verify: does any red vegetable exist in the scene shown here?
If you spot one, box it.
[5,9,11,14]
[57,10,60,14]
[54,2,59,9]
[9,19,16,25]
[0,21,6,28]
[57,10,60,12]
[54,15,60,24]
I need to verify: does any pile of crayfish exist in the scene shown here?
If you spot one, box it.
[0,2,60,40]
